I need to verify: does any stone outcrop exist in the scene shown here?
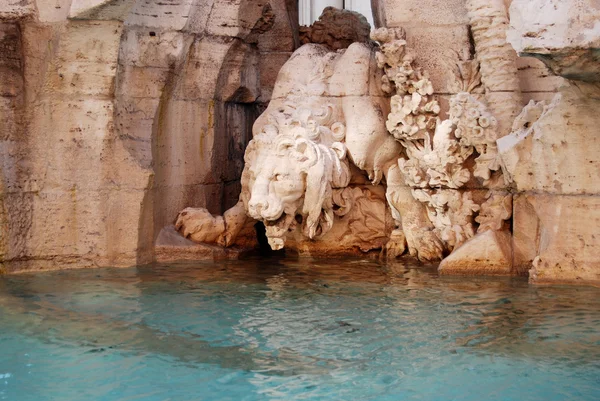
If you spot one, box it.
[175,10,511,265]
[439,229,513,276]
[175,3,600,285]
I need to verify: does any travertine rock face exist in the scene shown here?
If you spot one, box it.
[498,85,600,195]
[497,0,600,284]
[507,0,600,82]
[0,0,298,272]
[174,3,600,285]
[439,230,513,276]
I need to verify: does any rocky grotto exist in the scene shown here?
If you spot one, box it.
[1,0,599,286]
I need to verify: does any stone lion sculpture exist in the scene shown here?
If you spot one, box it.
[176,39,444,260]
[178,8,516,273]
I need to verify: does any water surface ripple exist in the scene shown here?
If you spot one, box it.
[1,257,599,400]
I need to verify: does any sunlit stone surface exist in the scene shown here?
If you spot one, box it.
[0,1,599,285]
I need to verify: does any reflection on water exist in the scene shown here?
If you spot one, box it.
[1,257,599,401]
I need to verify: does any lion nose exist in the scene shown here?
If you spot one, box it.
[249,199,269,216]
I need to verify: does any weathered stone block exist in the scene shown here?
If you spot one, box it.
[0,98,19,141]
[508,0,600,81]
[57,21,123,64]
[216,41,260,102]
[0,0,35,20]
[46,61,117,97]
[184,0,216,34]
[69,0,136,21]
[173,37,233,101]
[517,56,565,93]
[257,0,297,52]
[116,66,170,98]
[27,99,114,190]
[403,25,472,94]
[375,0,469,27]
[528,194,600,285]
[205,0,271,39]
[439,230,513,276]
[512,194,539,275]
[119,29,187,68]
[0,23,22,97]
[154,98,218,186]
[126,0,194,30]
[498,83,600,194]
[29,190,107,258]
[257,51,292,103]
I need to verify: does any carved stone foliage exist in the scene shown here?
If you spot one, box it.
[475,191,512,233]
[331,187,388,247]
[372,27,511,252]
[412,189,479,250]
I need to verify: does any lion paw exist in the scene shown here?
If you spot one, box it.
[175,207,225,244]
[383,229,407,259]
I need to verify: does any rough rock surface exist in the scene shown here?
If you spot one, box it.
[438,230,513,276]
[507,0,600,82]
[0,0,298,272]
[498,0,600,284]
[299,6,371,51]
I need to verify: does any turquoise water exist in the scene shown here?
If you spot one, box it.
[1,257,599,401]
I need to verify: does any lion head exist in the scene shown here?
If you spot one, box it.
[240,113,351,250]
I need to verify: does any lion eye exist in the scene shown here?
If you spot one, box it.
[273,174,282,181]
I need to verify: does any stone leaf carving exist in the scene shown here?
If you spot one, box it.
[371,28,438,142]
[449,58,483,94]
[475,191,512,233]
[412,189,480,250]
[450,93,502,185]
[372,27,511,254]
